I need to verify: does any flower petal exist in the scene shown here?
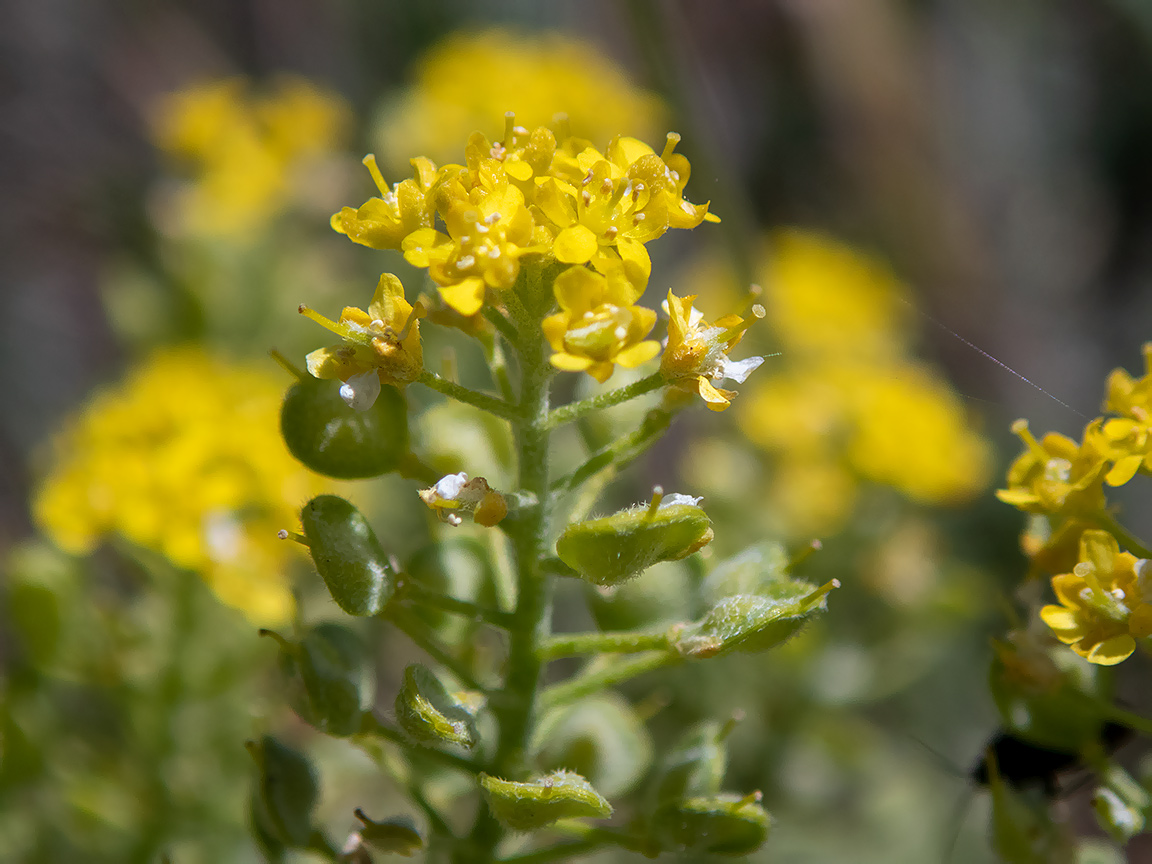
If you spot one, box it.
[1086,634,1135,666]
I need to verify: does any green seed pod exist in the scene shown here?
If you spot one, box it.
[653,719,732,805]
[247,735,318,849]
[652,793,771,857]
[354,808,423,855]
[248,790,287,863]
[300,495,396,617]
[531,693,653,798]
[701,541,791,605]
[264,624,366,737]
[480,770,612,831]
[394,664,479,749]
[670,579,837,659]
[556,498,713,587]
[281,376,408,479]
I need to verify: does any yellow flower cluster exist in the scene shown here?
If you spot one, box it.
[730,229,991,534]
[32,348,325,624]
[998,344,1152,664]
[152,76,349,236]
[375,29,666,171]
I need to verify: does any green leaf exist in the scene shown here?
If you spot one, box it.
[300,495,396,616]
[281,377,408,479]
[394,664,479,749]
[480,770,612,830]
[556,501,712,586]
[700,541,791,605]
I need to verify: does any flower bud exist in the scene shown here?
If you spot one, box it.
[394,664,479,749]
[670,579,837,659]
[300,496,397,617]
[555,492,712,586]
[531,694,653,798]
[651,793,770,857]
[263,623,367,737]
[247,734,318,848]
[353,808,423,855]
[479,770,612,831]
[281,376,408,479]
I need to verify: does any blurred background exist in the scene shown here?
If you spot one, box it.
[4,0,1152,861]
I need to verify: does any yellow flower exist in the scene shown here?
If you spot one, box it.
[996,420,1107,517]
[660,291,764,411]
[331,155,437,250]
[32,348,325,624]
[1039,530,1151,665]
[1106,342,1152,423]
[152,76,349,237]
[299,273,424,409]
[1083,417,1152,487]
[542,266,660,383]
[375,29,667,171]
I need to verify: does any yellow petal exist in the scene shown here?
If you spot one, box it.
[549,352,593,372]
[305,344,373,381]
[1039,605,1086,642]
[554,265,604,313]
[1086,634,1135,666]
[368,273,407,323]
[615,340,661,368]
[438,278,486,317]
[555,225,599,264]
[1106,455,1143,487]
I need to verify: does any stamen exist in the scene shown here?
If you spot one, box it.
[645,486,665,519]
[661,132,682,163]
[362,154,389,196]
[503,111,516,148]
[553,112,571,141]
[298,304,346,336]
[395,301,426,342]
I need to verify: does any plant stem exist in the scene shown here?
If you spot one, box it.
[463,269,555,863]
[418,369,521,420]
[545,371,665,429]
[483,304,522,352]
[539,652,678,712]
[539,629,671,660]
[402,582,516,629]
[1094,511,1152,559]
[389,613,488,693]
[550,409,672,495]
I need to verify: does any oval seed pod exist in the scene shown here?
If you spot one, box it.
[353,809,424,855]
[653,719,732,805]
[266,624,366,737]
[670,579,837,659]
[281,376,408,479]
[531,693,654,798]
[556,498,713,587]
[652,793,771,857]
[480,770,612,831]
[394,664,479,749]
[300,495,396,616]
[247,734,318,848]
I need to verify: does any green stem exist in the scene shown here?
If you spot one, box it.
[1094,511,1152,559]
[545,371,665,429]
[483,304,522,352]
[397,452,443,486]
[389,614,489,693]
[418,369,521,420]
[359,713,484,774]
[402,582,516,629]
[497,836,611,864]
[540,652,678,712]
[539,629,671,661]
[305,830,341,861]
[550,409,672,494]
[463,268,556,863]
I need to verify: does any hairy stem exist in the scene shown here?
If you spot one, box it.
[545,371,665,429]
[418,369,521,420]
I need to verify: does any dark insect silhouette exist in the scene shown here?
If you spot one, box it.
[969,721,1133,796]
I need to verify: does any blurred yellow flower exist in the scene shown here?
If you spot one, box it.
[32,348,325,624]
[996,420,1106,518]
[1106,342,1152,423]
[376,29,666,171]
[1039,530,1151,665]
[153,76,350,237]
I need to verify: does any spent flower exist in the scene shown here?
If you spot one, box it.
[660,290,764,411]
